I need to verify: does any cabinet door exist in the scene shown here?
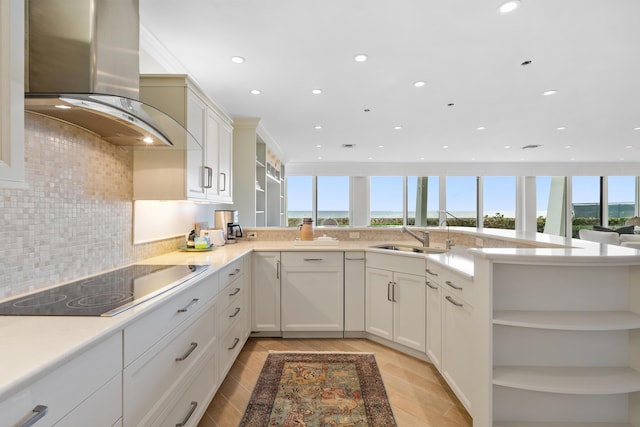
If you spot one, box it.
[204,109,220,200]
[393,272,426,352]
[217,122,233,202]
[186,90,206,199]
[426,281,442,370]
[442,290,474,412]
[365,267,394,340]
[344,253,365,332]
[281,254,344,331]
[251,252,281,332]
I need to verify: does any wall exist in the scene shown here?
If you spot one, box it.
[0,115,184,299]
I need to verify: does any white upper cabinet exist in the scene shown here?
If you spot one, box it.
[133,75,233,203]
[0,0,25,188]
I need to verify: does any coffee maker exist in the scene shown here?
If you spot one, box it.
[214,210,243,244]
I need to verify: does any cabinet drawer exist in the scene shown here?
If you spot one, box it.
[218,275,245,313]
[426,262,472,301]
[366,252,425,275]
[154,353,216,427]
[0,332,121,427]
[123,307,216,427]
[54,374,121,427]
[282,251,343,267]
[217,288,244,338]
[218,320,245,379]
[124,271,218,366]
[218,257,244,291]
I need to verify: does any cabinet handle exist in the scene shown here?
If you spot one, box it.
[445,295,464,307]
[426,281,438,290]
[303,258,323,261]
[425,268,438,277]
[228,268,241,276]
[219,172,226,192]
[228,337,240,350]
[445,280,463,290]
[387,282,392,302]
[345,257,364,261]
[203,166,213,189]
[177,298,200,313]
[175,401,198,427]
[175,342,198,361]
[391,282,397,302]
[276,260,280,279]
[228,287,241,296]
[229,307,241,318]
[19,405,48,427]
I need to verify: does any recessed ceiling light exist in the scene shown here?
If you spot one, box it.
[477,126,486,130]
[231,56,245,64]
[393,126,402,130]
[498,0,521,14]
[626,145,633,149]
[314,125,322,130]
[504,145,511,149]
[315,144,322,148]
[54,104,71,109]
[354,54,368,62]
[413,81,426,88]
[143,137,154,144]
[317,156,322,160]
[564,145,572,149]
[442,145,449,149]
[420,157,425,161]
[634,127,640,131]
[378,145,384,148]
[368,157,373,160]
[543,90,558,96]
[557,126,566,130]
[250,89,261,95]
[620,157,626,161]
[312,89,322,95]
[569,157,575,161]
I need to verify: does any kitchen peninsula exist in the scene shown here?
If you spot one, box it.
[1,227,640,427]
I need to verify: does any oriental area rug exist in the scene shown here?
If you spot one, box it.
[239,352,397,427]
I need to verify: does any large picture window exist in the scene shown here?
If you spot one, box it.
[483,176,516,229]
[445,176,477,227]
[407,176,439,226]
[370,176,403,226]
[317,176,350,226]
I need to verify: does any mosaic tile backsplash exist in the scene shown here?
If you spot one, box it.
[0,115,182,300]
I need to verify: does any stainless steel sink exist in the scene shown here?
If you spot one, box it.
[370,244,447,254]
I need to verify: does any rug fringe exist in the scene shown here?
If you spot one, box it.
[268,350,374,354]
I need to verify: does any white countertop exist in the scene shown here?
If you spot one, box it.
[3,228,640,401]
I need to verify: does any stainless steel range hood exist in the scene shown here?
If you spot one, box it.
[24,0,185,147]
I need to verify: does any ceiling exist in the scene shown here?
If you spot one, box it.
[139,0,640,166]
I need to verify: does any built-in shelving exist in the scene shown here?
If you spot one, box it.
[493,311,640,331]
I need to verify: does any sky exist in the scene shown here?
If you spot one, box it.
[287,175,637,214]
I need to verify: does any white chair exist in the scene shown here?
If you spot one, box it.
[578,229,620,245]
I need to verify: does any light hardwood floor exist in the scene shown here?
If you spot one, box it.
[197,337,472,427]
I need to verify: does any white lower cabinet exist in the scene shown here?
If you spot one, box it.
[251,251,281,333]
[281,252,344,334]
[365,252,426,352]
[344,252,366,333]
[425,279,442,370]
[0,332,122,427]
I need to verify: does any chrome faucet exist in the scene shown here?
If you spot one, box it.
[439,211,457,250]
[401,226,430,247]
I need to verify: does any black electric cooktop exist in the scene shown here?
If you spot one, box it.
[0,264,209,317]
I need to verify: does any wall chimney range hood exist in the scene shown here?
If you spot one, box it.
[24,0,187,148]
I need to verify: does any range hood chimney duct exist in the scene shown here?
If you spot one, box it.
[24,0,187,147]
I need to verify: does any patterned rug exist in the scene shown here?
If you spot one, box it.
[239,352,397,427]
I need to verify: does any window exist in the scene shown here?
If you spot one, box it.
[407,176,439,226]
[483,176,516,229]
[370,176,403,226]
[572,176,602,237]
[286,176,313,227]
[608,176,636,226]
[445,176,477,226]
[317,176,350,226]
[536,176,552,233]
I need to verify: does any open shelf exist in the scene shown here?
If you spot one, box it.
[493,366,640,394]
[493,310,640,331]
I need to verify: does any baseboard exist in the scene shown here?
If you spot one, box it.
[281,331,344,339]
[344,331,367,338]
[365,334,430,362]
[250,331,283,338]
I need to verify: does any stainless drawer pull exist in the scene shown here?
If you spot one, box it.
[426,281,438,290]
[276,260,280,279]
[220,172,227,192]
[391,282,397,302]
[345,257,364,261]
[303,258,324,261]
[425,268,438,277]
[229,307,241,318]
[177,298,199,313]
[175,342,198,361]
[387,281,392,302]
[176,401,198,427]
[228,268,241,276]
[228,287,241,296]
[445,280,463,290]
[228,337,240,350]
[20,405,48,427]
[445,295,464,307]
